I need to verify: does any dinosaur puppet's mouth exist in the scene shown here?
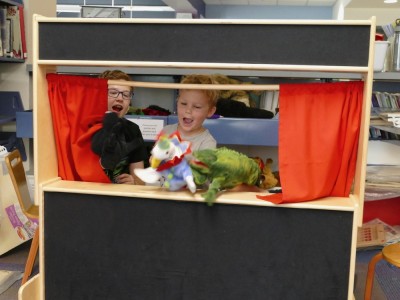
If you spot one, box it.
[190,160,208,169]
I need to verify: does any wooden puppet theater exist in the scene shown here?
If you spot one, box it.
[26,16,376,300]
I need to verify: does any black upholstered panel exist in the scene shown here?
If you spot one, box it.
[39,22,370,67]
[44,192,353,300]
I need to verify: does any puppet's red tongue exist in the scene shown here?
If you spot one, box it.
[190,160,207,168]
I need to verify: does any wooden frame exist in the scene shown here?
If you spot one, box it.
[30,15,376,299]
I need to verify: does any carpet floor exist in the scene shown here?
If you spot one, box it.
[0,241,38,300]
[354,248,390,300]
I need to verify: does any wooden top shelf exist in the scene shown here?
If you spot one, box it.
[42,179,358,212]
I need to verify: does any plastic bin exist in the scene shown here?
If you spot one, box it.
[374,41,390,72]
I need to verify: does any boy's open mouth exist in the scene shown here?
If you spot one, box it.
[183,118,193,125]
[112,105,123,112]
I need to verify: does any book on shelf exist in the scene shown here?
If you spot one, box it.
[0,23,2,56]
[5,17,12,55]
[0,6,6,57]
[18,5,26,59]
[5,5,23,59]
[372,92,400,109]
[370,92,400,139]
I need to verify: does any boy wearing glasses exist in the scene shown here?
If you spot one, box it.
[91,70,148,184]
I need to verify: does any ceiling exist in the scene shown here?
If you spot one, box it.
[202,0,400,8]
[203,0,336,5]
[346,0,400,8]
[56,0,400,16]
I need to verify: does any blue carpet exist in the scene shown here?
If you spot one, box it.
[357,249,400,300]
[357,248,382,263]
[0,263,24,272]
[376,260,400,300]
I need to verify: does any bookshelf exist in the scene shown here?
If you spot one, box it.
[370,73,400,138]
[0,0,23,5]
[28,16,375,299]
[0,0,26,62]
[364,72,400,226]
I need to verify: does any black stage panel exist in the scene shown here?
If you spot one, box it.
[44,192,353,300]
[39,22,370,67]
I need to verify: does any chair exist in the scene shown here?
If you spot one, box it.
[5,149,39,285]
[18,274,39,300]
[364,243,400,300]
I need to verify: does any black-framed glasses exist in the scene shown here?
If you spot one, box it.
[108,89,133,100]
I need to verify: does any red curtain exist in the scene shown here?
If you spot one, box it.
[47,73,111,183]
[258,81,364,204]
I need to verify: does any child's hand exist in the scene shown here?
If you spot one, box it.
[114,173,135,184]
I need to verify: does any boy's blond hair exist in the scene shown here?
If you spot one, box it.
[99,70,133,91]
[180,74,219,107]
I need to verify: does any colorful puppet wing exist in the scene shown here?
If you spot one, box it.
[257,81,363,204]
[156,155,185,172]
[155,131,192,172]
[170,134,191,156]
[47,73,111,183]
[135,132,196,193]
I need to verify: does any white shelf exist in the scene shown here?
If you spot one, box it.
[58,66,366,79]
[373,71,400,81]
[27,64,365,80]
[370,125,400,136]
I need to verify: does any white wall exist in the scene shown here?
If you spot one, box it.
[332,0,350,20]
[206,5,332,19]
[205,2,395,23]
[344,8,398,25]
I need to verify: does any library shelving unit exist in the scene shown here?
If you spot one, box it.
[363,72,400,226]
[370,72,400,137]
[26,15,376,299]
[0,0,25,63]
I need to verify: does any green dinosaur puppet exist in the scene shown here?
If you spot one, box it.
[189,147,261,206]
